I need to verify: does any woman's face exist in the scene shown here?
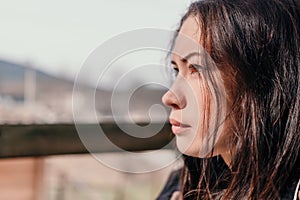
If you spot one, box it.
[162,16,232,158]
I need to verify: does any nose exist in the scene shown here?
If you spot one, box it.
[162,88,185,110]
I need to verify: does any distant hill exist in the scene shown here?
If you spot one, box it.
[0,60,74,100]
[0,60,168,123]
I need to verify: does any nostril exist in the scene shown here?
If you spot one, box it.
[170,103,180,110]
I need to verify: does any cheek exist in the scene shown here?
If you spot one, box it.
[195,83,214,156]
[192,79,211,138]
[177,79,213,157]
[177,71,230,157]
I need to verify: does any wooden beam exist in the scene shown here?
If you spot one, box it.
[0,123,173,158]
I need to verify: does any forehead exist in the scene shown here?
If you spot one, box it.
[173,16,202,58]
[180,16,201,41]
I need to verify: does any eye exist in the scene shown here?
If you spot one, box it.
[188,64,201,76]
[172,67,179,78]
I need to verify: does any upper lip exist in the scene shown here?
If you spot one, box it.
[169,118,191,128]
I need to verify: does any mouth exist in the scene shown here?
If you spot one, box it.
[169,118,191,135]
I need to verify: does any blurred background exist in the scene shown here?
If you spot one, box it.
[0,0,192,199]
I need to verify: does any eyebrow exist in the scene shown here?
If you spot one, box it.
[171,52,201,66]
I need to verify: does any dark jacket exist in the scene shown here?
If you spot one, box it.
[156,157,300,200]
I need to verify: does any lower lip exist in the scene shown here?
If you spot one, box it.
[171,125,191,135]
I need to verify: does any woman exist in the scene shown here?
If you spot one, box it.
[159,0,300,199]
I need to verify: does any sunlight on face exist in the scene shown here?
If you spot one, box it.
[162,16,231,158]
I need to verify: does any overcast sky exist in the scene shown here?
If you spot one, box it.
[0,0,192,80]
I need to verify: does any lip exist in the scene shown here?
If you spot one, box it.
[169,118,191,135]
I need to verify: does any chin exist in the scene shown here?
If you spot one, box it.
[177,143,213,158]
[176,139,213,158]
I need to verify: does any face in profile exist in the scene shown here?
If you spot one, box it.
[162,16,232,159]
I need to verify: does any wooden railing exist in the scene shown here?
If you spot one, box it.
[0,123,173,158]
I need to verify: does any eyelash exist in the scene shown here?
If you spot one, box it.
[172,67,179,77]
[172,64,201,78]
[189,64,200,75]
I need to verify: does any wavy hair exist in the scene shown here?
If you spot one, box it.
[171,0,300,199]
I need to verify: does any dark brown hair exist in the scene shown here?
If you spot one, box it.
[171,0,300,199]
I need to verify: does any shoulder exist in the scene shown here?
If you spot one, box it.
[156,168,181,200]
